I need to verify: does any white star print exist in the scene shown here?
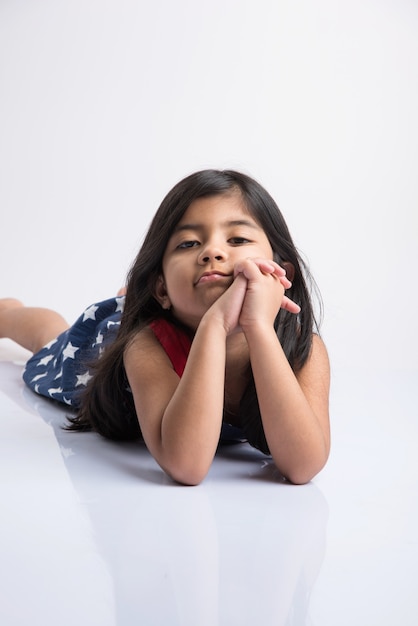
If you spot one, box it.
[115,296,125,313]
[63,396,73,405]
[54,368,63,380]
[62,342,79,361]
[75,371,93,387]
[48,386,63,396]
[83,304,99,322]
[95,330,104,345]
[37,354,54,367]
[31,372,48,383]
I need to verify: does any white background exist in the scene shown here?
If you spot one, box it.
[1,0,417,375]
[1,5,418,624]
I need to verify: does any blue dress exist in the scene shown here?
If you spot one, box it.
[23,297,125,408]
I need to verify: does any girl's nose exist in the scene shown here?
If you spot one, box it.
[198,243,226,264]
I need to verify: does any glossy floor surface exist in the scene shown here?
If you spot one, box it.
[1,340,417,626]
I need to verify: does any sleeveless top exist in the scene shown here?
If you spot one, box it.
[149,319,191,377]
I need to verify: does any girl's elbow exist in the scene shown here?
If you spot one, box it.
[151,439,213,486]
[168,469,207,486]
[277,452,330,486]
[284,469,315,485]
[164,458,210,486]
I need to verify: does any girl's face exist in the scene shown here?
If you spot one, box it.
[156,192,274,329]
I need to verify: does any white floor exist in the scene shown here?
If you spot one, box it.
[0,339,417,626]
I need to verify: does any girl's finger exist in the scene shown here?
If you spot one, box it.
[234,258,282,278]
[278,276,292,289]
[281,296,301,314]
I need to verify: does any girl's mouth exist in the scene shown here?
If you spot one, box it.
[196,271,230,285]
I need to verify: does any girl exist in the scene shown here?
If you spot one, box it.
[0,170,330,485]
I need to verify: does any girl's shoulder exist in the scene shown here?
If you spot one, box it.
[296,333,330,384]
[311,333,329,359]
[125,318,192,378]
[124,324,160,356]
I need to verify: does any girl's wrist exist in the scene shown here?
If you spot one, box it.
[198,312,230,339]
[241,318,277,341]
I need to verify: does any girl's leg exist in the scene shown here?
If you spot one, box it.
[0,299,70,354]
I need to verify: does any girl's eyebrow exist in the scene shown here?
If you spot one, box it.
[174,219,261,233]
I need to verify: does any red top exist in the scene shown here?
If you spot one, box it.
[149,319,192,376]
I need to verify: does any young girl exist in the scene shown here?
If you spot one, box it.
[0,169,330,485]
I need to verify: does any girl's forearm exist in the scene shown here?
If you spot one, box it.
[160,318,227,485]
[245,324,330,484]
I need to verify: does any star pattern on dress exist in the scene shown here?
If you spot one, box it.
[48,386,63,396]
[31,372,48,383]
[75,371,93,387]
[82,304,99,322]
[62,341,79,361]
[23,296,124,408]
[115,297,125,313]
[37,354,54,367]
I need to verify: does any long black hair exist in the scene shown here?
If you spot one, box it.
[69,170,322,449]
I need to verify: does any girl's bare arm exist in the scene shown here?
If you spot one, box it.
[248,330,330,484]
[124,319,230,485]
[236,258,330,484]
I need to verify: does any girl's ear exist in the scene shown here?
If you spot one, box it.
[154,275,172,310]
[282,261,295,282]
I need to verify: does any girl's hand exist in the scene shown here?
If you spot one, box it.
[202,258,299,336]
[202,271,249,335]
[233,258,300,330]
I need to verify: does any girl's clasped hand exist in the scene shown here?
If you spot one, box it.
[230,257,300,330]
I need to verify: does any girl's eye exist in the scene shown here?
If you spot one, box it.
[229,237,250,245]
[177,240,199,249]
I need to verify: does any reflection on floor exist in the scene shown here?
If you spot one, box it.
[0,339,417,625]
